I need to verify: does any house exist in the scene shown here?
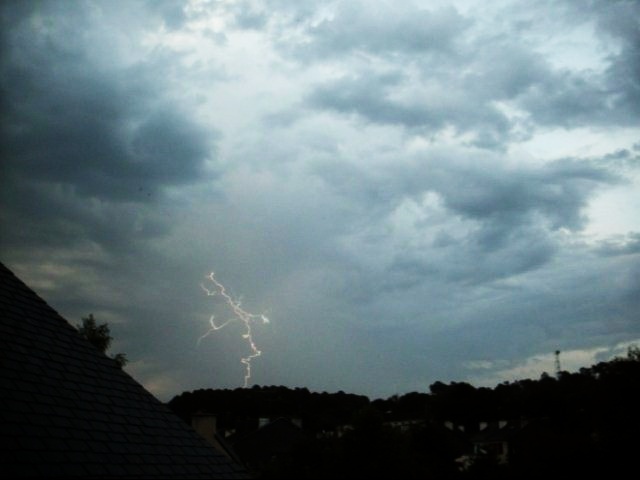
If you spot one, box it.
[0,261,248,478]
[231,417,308,474]
[451,419,530,469]
[384,418,425,432]
[191,412,243,465]
[471,420,514,465]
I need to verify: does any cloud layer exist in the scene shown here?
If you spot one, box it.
[1,0,639,400]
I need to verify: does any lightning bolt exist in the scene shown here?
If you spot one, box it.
[199,271,269,388]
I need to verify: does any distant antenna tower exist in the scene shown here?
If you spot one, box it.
[554,350,561,377]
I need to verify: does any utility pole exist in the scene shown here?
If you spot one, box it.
[554,350,561,377]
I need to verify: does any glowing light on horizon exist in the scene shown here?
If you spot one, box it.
[199,272,269,387]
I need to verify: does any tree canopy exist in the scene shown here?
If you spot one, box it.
[76,314,127,368]
[168,346,639,478]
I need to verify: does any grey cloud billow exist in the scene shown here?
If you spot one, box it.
[319,152,620,288]
[597,233,640,257]
[1,48,210,202]
[359,244,640,389]
[307,62,615,147]
[308,72,443,128]
[333,152,618,234]
[390,230,556,286]
[500,1,640,128]
[301,1,639,143]
[0,3,214,252]
[146,0,188,30]
[0,0,638,399]
[298,3,468,58]
[308,71,513,148]
[428,158,619,230]
[418,158,618,280]
[0,180,170,254]
[585,0,640,122]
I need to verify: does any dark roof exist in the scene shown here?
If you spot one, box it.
[232,417,308,469]
[471,421,523,445]
[0,262,248,478]
[233,418,307,456]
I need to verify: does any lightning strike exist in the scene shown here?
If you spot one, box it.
[199,272,269,387]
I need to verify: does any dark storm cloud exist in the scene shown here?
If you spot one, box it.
[578,0,640,122]
[302,39,554,147]
[314,150,621,290]
[428,157,619,230]
[493,257,640,351]
[1,0,637,400]
[298,0,639,144]
[305,49,620,146]
[418,158,618,281]
[356,247,640,391]
[308,71,443,129]
[461,42,549,100]
[0,16,211,202]
[602,30,640,121]
[518,73,609,127]
[338,152,618,234]
[0,180,169,254]
[0,2,215,252]
[145,0,188,30]
[390,226,557,285]
[597,233,640,257]
[513,0,640,128]
[307,71,512,146]
[461,41,612,129]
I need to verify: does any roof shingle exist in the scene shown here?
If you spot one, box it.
[0,261,248,478]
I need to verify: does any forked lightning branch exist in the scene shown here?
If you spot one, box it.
[199,272,269,387]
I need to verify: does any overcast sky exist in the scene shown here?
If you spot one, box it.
[1,0,639,401]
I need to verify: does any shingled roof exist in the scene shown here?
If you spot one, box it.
[0,261,248,478]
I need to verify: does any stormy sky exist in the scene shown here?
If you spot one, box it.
[1,0,639,401]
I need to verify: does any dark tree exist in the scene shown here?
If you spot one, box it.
[77,314,128,367]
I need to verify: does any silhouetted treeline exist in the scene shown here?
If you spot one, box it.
[168,347,639,478]
[170,385,370,435]
[376,347,640,425]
